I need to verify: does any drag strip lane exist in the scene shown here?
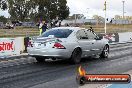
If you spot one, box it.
[0,42,132,68]
[0,42,132,62]
[0,44,132,79]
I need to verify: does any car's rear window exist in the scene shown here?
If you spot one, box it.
[41,29,73,38]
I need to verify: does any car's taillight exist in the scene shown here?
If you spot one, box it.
[53,43,66,49]
[28,41,33,47]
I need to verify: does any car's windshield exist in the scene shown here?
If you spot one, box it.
[41,29,73,38]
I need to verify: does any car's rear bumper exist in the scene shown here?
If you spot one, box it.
[27,47,71,59]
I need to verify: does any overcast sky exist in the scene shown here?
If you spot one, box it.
[67,0,131,18]
[0,0,131,18]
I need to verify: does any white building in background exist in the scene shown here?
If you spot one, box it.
[61,19,132,26]
[61,19,98,26]
[111,19,132,24]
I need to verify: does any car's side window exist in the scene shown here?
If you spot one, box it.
[86,30,97,40]
[76,30,88,40]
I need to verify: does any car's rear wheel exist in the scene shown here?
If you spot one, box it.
[35,56,46,63]
[100,45,109,58]
[70,48,82,64]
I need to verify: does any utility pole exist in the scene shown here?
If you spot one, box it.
[104,0,107,34]
[87,8,89,19]
[75,14,77,25]
[122,1,125,19]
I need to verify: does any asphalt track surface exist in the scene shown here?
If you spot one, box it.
[0,43,132,88]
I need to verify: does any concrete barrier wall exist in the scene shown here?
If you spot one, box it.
[15,37,25,54]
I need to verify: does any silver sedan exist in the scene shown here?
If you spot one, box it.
[27,27,109,64]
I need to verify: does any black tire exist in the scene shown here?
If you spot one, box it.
[79,77,86,85]
[100,45,109,58]
[35,56,46,63]
[76,76,86,85]
[70,48,82,64]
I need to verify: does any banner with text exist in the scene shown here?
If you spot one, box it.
[0,38,22,57]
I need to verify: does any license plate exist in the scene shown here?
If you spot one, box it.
[34,43,40,47]
[34,43,45,47]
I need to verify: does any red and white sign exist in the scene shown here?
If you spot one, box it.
[0,37,25,57]
[0,41,14,51]
[0,38,17,56]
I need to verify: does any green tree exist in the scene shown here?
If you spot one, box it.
[0,0,36,21]
[1,0,69,22]
[33,0,69,22]
[92,15,105,24]
[115,15,121,19]
[56,0,69,20]
[0,0,7,10]
[8,0,36,21]
[0,16,7,23]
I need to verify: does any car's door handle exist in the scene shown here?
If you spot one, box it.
[92,43,94,44]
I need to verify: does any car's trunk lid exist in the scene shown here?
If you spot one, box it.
[30,37,65,49]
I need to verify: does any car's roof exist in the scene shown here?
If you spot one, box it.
[51,27,83,31]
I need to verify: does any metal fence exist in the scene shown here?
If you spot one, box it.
[22,22,36,27]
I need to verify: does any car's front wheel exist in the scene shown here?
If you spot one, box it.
[100,45,109,58]
[70,48,82,64]
[35,56,46,63]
